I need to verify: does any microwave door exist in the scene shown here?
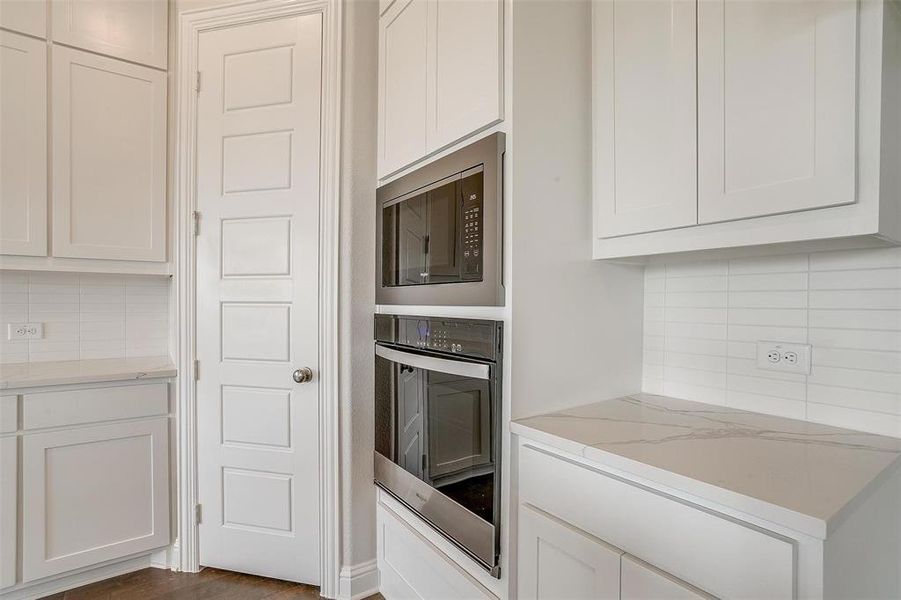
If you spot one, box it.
[396,193,429,285]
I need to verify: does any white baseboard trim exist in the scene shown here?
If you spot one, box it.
[337,559,379,600]
[0,553,152,600]
[150,540,181,571]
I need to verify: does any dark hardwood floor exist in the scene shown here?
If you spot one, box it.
[40,567,384,600]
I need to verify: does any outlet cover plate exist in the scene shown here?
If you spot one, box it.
[756,341,811,374]
[7,323,44,341]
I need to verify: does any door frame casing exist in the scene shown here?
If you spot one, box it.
[174,0,342,595]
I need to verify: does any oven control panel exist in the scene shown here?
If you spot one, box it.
[375,314,501,361]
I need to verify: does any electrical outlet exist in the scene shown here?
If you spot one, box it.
[7,323,44,341]
[756,341,811,374]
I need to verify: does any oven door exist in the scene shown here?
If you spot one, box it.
[374,344,499,573]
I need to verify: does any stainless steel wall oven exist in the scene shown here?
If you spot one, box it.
[376,133,504,306]
[374,314,502,577]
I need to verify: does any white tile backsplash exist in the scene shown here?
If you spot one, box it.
[0,271,170,364]
[643,247,901,438]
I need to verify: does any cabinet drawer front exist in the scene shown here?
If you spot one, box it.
[519,444,795,599]
[21,418,170,581]
[377,501,497,600]
[0,396,16,433]
[22,383,168,430]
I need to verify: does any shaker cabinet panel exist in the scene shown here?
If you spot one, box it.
[379,0,429,177]
[428,0,502,151]
[0,437,16,590]
[621,555,714,600]
[21,418,170,582]
[697,0,858,223]
[518,504,622,600]
[51,46,167,262]
[50,0,168,69]
[0,0,47,38]
[0,31,47,257]
[592,0,697,238]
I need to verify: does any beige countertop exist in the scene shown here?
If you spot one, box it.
[512,393,901,538]
[0,356,176,390]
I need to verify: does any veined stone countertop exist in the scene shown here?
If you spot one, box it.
[512,393,901,539]
[0,356,176,391]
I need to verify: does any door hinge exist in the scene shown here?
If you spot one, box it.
[193,359,199,381]
[195,503,202,524]
[192,211,200,236]
[195,71,202,93]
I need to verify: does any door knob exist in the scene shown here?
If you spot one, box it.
[292,367,314,384]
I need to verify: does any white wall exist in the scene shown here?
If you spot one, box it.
[338,0,378,577]
[0,271,170,364]
[511,0,644,420]
[643,247,901,438]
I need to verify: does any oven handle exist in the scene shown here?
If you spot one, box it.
[375,345,490,380]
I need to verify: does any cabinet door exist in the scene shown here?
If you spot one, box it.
[518,504,621,600]
[1,31,47,257]
[379,0,429,178]
[593,0,697,238]
[622,555,714,600]
[51,46,167,262]
[697,0,857,223]
[50,0,168,69]
[0,437,16,589]
[427,0,502,152]
[21,418,169,582]
[0,0,46,38]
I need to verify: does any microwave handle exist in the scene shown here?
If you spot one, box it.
[375,345,490,380]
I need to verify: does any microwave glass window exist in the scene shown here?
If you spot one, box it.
[381,172,484,289]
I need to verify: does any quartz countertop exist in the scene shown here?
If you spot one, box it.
[0,356,176,390]
[511,393,901,538]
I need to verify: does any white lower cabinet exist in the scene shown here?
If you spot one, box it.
[21,416,170,582]
[377,495,497,600]
[621,555,712,600]
[518,504,621,600]
[0,436,16,589]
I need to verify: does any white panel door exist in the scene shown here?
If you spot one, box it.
[622,555,714,600]
[196,14,322,585]
[0,0,46,38]
[50,0,168,69]
[379,0,429,177]
[0,436,15,589]
[593,0,697,238]
[21,418,169,582]
[518,504,622,600]
[0,31,47,257]
[427,0,502,151]
[51,46,167,261]
[697,0,857,223]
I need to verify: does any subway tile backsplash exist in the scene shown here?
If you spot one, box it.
[0,271,169,364]
[643,247,901,438]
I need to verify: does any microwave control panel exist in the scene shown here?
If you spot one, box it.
[461,170,483,281]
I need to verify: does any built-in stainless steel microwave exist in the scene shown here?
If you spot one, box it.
[376,133,505,306]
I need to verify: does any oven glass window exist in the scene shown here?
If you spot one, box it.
[382,180,462,287]
[375,356,495,524]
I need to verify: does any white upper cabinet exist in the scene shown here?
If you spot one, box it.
[378,0,503,178]
[379,0,429,177]
[51,46,167,262]
[0,31,47,257]
[0,0,47,38]
[697,0,858,223]
[592,0,901,259]
[428,0,502,151]
[50,0,168,69]
[593,0,697,237]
